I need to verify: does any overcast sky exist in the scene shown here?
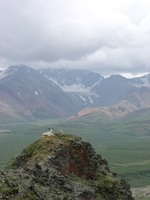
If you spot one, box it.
[0,0,150,77]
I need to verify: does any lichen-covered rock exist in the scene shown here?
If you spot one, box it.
[0,133,134,199]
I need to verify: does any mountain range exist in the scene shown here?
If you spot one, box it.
[0,64,150,122]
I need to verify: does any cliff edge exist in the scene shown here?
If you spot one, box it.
[0,132,134,199]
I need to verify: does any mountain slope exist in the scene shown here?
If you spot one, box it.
[0,65,82,122]
[67,100,138,121]
[40,68,103,106]
[0,65,150,122]
[65,105,150,137]
[41,68,150,110]
[0,133,134,199]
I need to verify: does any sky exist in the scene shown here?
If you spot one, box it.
[0,0,150,77]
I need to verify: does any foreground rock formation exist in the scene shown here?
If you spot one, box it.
[0,133,134,199]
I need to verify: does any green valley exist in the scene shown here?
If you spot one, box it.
[0,109,150,199]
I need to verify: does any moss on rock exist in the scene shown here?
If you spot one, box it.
[0,133,134,199]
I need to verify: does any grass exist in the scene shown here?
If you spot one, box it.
[132,186,150,200]
[54,112,150,188]
[0,111,150,192]
[0,122,43,169]
[95,138,150,187]
[134,198,150,200]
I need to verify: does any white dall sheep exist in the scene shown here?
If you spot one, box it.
[42,128,54,137]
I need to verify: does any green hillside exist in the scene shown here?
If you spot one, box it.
[0,108,150,189]
[58,109,150,187]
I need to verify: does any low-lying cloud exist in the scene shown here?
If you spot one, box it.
[0,0,150,76]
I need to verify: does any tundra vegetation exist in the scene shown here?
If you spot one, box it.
[0,133,134,199]
[0,114,150,199]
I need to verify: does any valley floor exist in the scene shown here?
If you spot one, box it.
[132,186,150,200]
[0,118,150,200]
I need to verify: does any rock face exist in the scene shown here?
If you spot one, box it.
[0,133,134,200]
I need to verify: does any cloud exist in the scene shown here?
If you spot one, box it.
[0,0,150,76]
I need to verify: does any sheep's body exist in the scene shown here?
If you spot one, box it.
[42,128,65,137]
[42,129,54,137]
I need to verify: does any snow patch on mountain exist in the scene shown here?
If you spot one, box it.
[0,69,12,80]
[43,73,102,105]
[79,95,87,103]
[133,83,150,88]
[0,65,33,80]
[45,75,101,96]
[140,77,150,87]
[60,83,91,93]
[133,77,150,88]
[35,91,39,96]
[88,96,94,104]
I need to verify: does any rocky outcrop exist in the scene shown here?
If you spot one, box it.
[0,133,134,199]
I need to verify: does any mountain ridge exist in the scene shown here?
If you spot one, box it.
[0,64,149,123]
[66,100,138,121]
[41,68,150,108]
[0,65,84,122]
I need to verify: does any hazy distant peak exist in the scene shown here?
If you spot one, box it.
[8,64,32,72]
[131,73,150,88]
[0,65,33,80]
[109,74,128,80]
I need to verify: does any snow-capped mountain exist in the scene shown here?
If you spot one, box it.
[40,68,103,106]
[41,68,150,108]
[0,65,83,122]
[0,65,150,123]
[131,74,150,88]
